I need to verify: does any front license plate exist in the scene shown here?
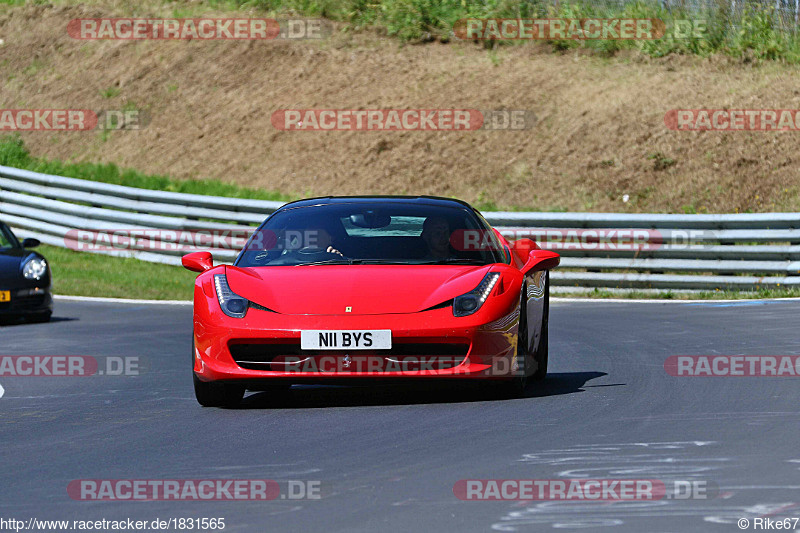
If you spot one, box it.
[301,330,392,350]
[0,291,10,302]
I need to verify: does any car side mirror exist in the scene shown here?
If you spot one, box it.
[512,238,537,263]
[21,238,40,249]
[522,249,560,274]
[182,251,213,273]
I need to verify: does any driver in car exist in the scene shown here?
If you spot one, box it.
[420,216,453,261]
[304,227,344,257]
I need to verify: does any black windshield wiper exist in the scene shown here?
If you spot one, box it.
[353,259,419,265]
[296,258,354,266]
[295,258,491,266]
[415,258,490,265]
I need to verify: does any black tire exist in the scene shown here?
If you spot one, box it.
[532,272,549,381]
[192,339,244,407]
[193,373,245,407]
[258,382,292,392]
[500,286,529,398]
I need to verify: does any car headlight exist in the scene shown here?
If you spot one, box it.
[214,274,249,318]
[453,272,500,317]
[22,257,47,281]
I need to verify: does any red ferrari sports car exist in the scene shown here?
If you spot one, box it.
[182,196,559,406]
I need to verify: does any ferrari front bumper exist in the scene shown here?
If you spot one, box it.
[193,299,520,384]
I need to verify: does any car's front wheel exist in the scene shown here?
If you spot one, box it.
[193,373,244,408]
[532,272,549,381]
[500,286,530,398]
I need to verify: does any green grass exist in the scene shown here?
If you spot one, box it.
[40,244,196,300]
[4,0,800,62]
[100,87,121,99]
[0,134,294,202]
[191,0,800,62]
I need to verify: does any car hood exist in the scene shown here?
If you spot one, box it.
[225,264,495,315]
[0,248,25,279]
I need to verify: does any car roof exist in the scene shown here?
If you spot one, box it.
[277,196,476,211]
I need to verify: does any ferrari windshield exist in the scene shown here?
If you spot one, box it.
[235,201,505,267]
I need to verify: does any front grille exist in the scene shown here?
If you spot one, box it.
[0,293,47,311]
[229,342,470,372]
[13,294,46,311]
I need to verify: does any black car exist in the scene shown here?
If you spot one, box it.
[0,221,53,323]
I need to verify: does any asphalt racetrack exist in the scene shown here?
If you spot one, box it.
[1,298,799,532]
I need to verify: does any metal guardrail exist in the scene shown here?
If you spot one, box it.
[2,164,799,290]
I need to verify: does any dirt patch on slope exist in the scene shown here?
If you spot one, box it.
[1,2,799,212]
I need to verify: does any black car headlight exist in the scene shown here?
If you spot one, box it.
[214,274,249,318]
[453,272,500,317]
[22,257,47,281]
